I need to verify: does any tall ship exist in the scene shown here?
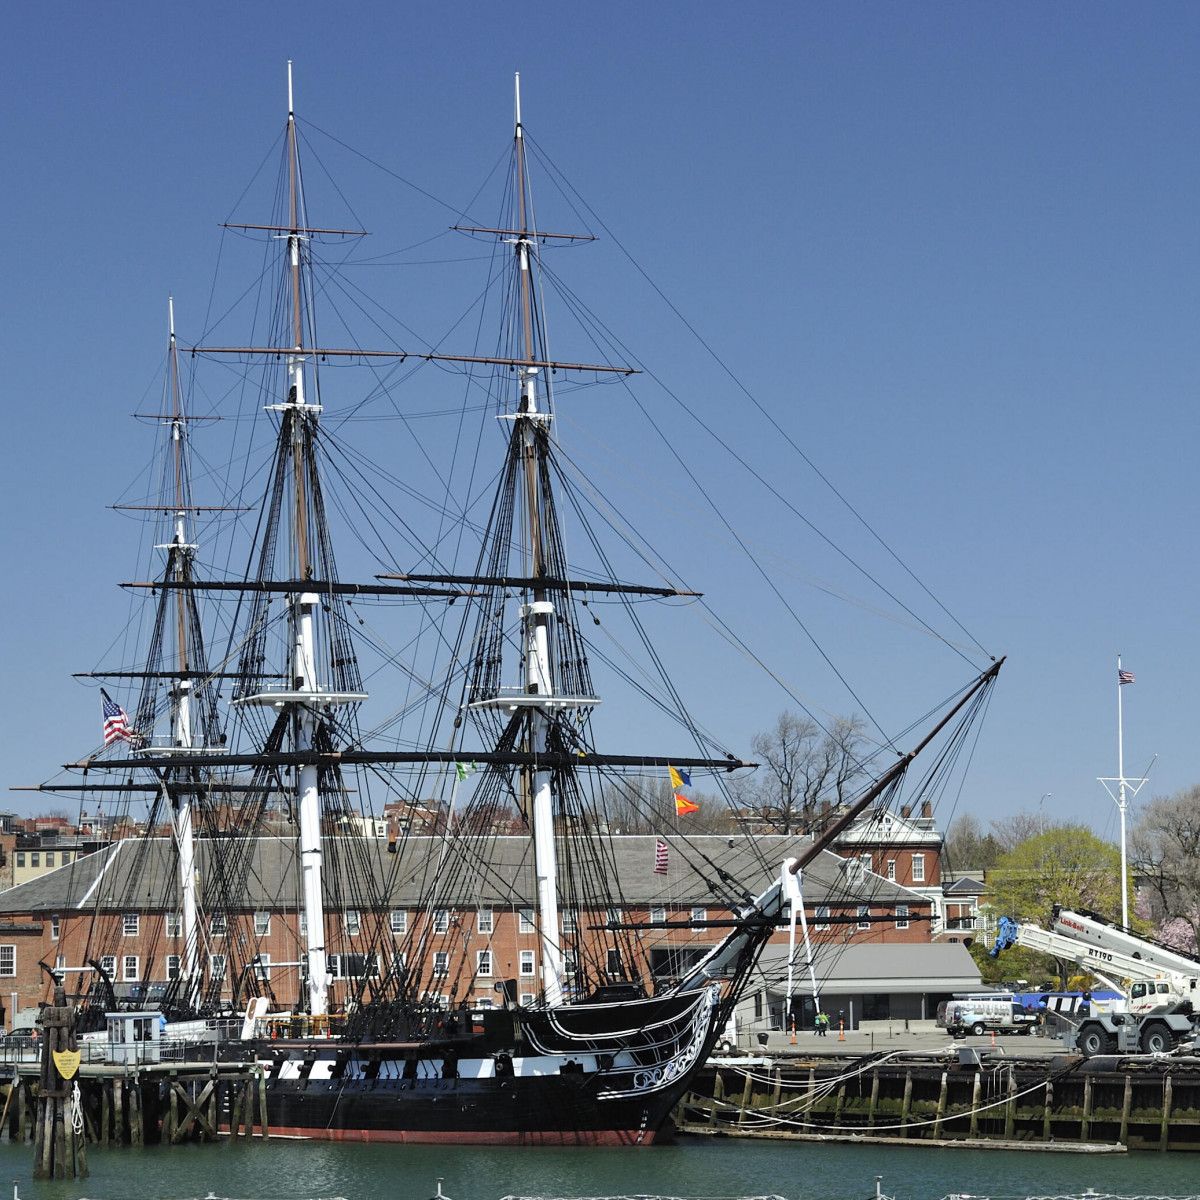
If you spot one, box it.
[17,67,1002,1144]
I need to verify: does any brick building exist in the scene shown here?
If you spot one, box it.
[0,834,936,1018]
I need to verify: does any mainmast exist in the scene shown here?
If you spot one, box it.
[513,74,563,1007]
[227,62,367,1017]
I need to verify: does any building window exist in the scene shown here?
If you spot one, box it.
[166,912,181,938]
[254,911,271,937]
[210,954,227,981]
[30,853,39,868]
[815,906,831,932]
[389,910,407,935]
[859,853,872,875]
[519,993,535,1008]
[253,954,271,982]
[50,916,60,942]
[122,955,139,982]
[477,908,494,935]
[99,955,116,978]
[857,905,871,930]
[433,951,449,977]
[123,913,140,937]
[390,951,406,979]
[0,946,14,977]
[62,852,72,865]
[45,852,55,868]
[690,907,707,926]
[561,909,577,934]
[563,949,578,976]
[912,854,926,883]
[895,905,910,930]
[433,909,449,934]
[650,906,666,926]
[54,955,65,972]
[606,948,623,979]
[299,913,308,937]
[886,859,896,881]
[166,955,181,980]
[476,950,493,977]
[519,950,535,977]
[210,914,227,935]
[344,909,361,936]
[606,907,621,928]
[519,907,535,934]
[14,853,24,869]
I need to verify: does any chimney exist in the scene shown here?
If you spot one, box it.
[900,805,912,819]
[920,801,933,819]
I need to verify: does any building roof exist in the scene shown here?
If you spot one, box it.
[943,876,987,896]
[0,835,935,915]
[752,941,981,995]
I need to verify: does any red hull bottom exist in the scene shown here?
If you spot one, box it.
[262,1123,660,1146]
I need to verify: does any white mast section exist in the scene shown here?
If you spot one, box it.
[165,294,201,1002]
[1099,653,1149,929]
[286,61,328,1018]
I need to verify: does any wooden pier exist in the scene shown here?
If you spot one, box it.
[677,1052,1200,1151]
[0,1059,268,1157]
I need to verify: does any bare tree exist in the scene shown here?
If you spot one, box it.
[943,813,1004,872]
[745,712,866,834]
[1132,786,1200,951]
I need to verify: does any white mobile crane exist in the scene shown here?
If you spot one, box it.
[990,906,1200,1056]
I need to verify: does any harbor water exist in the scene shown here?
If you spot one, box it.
[3,1136,1198,1200]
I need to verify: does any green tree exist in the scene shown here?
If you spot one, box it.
[975,826,1126,988]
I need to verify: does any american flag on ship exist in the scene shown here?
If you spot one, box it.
[1118,669,1135,685]
[101,691,133,746]
[653,837,670,875]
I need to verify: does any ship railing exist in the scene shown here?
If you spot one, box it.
[0,1034,251,1068]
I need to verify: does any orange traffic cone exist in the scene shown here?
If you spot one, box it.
[990,1028,996,1048]
[790,1017,797,1046]
[838,1018,845,1042]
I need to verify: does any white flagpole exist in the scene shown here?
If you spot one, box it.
[1116,653,1129,928]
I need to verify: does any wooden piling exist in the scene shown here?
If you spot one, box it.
[899,1070,913,1138]
[1004,1068,1017,1140]
[934,1070,948,1138]
[867,1069,879,1129]
[969,1070,982,1138]
[1160,1074,1174,1152]
[1042,1077,1054,1141]
[1119,1073,1133,1145]
[1081,1074,1093,1141]
[257,1069,269,1139]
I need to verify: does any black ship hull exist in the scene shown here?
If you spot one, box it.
[249,987,719,1145]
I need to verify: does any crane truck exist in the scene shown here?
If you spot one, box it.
[990,908,1200,1057]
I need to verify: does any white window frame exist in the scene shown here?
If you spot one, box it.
[477,908,494,935]
[99,955,116,978]
[122,955,139,982]
[344,909,361,937]
[518,907,535,934]
[690,906,707,926]
[814,905,831,932]
[166,954,181,980]
[519,949,535,977]
[0,946,14,977]
[123,912,140,937]
[857,905,871,930]
[50,916,60,942]
[886,859,896,881]
[912,854,926,883]
[895,904,910,930]
[166,911,181,938]
[389,910,407,935]
[433,909,449,934]
[210,913,228,936]
[859,853,872,875]
[253,953,271,982]
[254,911,271,937]
[561,909,577,934]
[210,953,227,981]
[650,905,666,926]
[476,949,493,977]
[519,993,535,1008]
[563,948,578,976]
[433,950,449,977]
[606,948,622,978]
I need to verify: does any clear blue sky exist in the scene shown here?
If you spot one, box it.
[3,2,1198,838]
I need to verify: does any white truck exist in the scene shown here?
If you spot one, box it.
[990,908,1200,1056]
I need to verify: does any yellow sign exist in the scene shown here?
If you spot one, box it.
[52,1049,80,1080]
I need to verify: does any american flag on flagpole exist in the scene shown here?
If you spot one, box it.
[101,691,133,746]
[1118,669,1135,685]
[653,838,669,875]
